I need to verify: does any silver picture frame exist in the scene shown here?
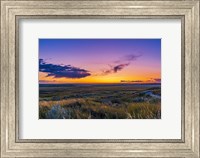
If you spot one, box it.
[1,0,199,157]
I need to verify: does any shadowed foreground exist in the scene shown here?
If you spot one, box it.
[39,84,161,119]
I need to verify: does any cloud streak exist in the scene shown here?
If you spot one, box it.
[39,59,91,79]
[102,63,129,75]
[152,78,161,82]
[114,54,142,64]
[120,78,161,83]
[121,80,143,83]
[102,53,142,75]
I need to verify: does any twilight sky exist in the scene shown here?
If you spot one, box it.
[39,39,161,84]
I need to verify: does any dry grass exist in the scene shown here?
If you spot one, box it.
[127,102,161,119]
[39,98,86,107]
[39,98,161,119]
[39,84,161,119]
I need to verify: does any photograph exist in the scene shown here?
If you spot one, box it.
[39,39,161,119]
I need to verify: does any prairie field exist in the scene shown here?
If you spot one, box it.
[39,84,161,119]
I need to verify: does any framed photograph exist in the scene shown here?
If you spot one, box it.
[0,0,199,157]
[39,38,161,119]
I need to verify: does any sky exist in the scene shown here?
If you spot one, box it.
[39,39,161,84]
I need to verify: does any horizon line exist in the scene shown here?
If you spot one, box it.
[39,82,161,85]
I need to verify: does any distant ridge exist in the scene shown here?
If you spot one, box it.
[39,83,161,87]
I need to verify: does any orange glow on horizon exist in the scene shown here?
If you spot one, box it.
[39,72,160,84]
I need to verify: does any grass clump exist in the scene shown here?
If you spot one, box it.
[127,102,161,119]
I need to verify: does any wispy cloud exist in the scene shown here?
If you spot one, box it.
[120,80,143,83]
[103,63,130,75]
[146,78,161,83]
[113,63,130,73]
[39,59,91,79]
[114,54,142,64]
[151,78,161,82]
[102,53,142,75]
[120,78,161,83]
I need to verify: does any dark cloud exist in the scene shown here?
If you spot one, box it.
[102,63,129,75]
[120,78,161,83]
[120,80,143,83]
[102,53,142,75]
[145,78,161,83]
[151,78,161,83]
[113,63,129,73]
[39,59,91,79]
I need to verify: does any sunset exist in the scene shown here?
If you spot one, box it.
[39,39,161,119]
[39,39,161,84]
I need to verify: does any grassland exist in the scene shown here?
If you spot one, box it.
[39,84,161,119]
